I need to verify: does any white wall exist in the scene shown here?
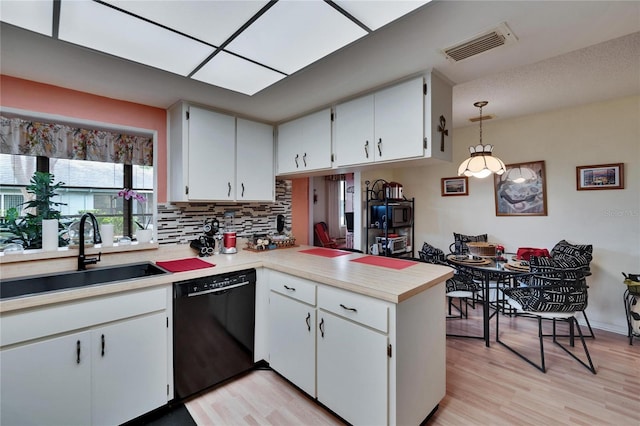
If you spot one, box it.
[393,96,639,334]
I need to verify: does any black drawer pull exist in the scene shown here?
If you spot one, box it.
[340,303,358,313]
[284,285,296,291]
[306,312,311,332]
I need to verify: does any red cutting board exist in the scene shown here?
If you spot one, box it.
[299,248,352,258]
[350,256,416,270]
[156,258,215,273]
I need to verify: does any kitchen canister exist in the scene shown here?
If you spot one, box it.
[100,224,114,247]
[42,219,59,251]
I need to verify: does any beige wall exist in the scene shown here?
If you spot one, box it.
[393,96,639,333]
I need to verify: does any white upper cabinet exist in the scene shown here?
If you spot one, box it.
[334,94,375,165]
[277,108,332,175]
[236,118,275,201]
[334,72,452,168]
[168,102,275,202]
[188,105,236,201]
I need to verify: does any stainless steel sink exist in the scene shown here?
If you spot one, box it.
[0,262,169,300]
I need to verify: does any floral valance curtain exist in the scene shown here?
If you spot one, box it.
[0,116,153,166]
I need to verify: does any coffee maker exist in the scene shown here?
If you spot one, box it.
[221,212,237,254]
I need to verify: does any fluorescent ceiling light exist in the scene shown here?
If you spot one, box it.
[3,0,433,96]
[192,51,287,96]
[334,0,431,30]
[227,0,367,74]
[58,0,214,76]
[103,0,269,46]
[0,0,53,36]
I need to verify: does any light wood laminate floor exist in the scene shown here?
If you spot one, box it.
[186,304,639,425]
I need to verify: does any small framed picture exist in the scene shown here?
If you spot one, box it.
[576,163,624,190]
[441,177,468,196]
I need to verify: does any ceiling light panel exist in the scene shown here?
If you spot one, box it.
[103,0,269,46]
[334,0,430,31]
[58,0,214,76]
[0,0,53,36]
[227,0,367,75]
[192,51,287,96]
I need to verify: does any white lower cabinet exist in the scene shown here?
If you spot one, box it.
[269,291,316,396]
[317,310,388,425]
[0,287,170,426]
[91,312,168,425]
[267,270,447,426]
[0,330,92,426]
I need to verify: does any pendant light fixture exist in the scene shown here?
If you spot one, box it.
[458,101,506,178]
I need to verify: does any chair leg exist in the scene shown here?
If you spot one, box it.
[497,314,546,373]
[552,317,597,374]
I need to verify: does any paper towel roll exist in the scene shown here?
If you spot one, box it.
[42,219,59,251]
[100,224,114,247]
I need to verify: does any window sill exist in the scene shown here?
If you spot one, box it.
[0,242,159,265]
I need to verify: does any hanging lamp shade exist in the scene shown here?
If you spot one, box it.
[458,101,506,178]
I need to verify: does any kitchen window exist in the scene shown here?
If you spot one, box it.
[0,154,153,245]
[1,113,155,248]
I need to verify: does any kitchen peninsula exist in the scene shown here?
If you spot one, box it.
[0,244,453,425]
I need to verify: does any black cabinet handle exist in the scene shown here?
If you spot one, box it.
[306,312,311,332]
[377,138,382,156]
[241,183,245,197]
[101,334,105,357]
[364,140,369,158]
[340,303,358,313]
[284,285,296,291]
[303,153,307,167]
[295,154,299,168]
[76,340,81,364]
[319,318,325,338]
[227,182,232,197]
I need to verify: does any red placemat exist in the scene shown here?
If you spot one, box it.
[350,256,416,270]
[156,258,215,273]
[299,248,352,258]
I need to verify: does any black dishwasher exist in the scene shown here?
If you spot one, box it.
[173,268,256,401]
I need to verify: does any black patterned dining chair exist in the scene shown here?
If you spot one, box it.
[419,242,481,323]
[498,260,596,374]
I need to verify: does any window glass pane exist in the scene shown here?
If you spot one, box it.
[132,189,154,231]
[0,154,36,185]
[50,158,123,187]
[133,165,153,189]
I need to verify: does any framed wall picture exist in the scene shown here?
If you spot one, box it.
[576,163,624,190]
[441,177,468,196]
[494,160,547,216]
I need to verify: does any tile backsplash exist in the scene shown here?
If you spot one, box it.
[156,180,292,245]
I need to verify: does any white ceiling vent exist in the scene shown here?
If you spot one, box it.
[442,22,517,62]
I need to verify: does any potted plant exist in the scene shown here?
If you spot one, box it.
[4,171,69,249]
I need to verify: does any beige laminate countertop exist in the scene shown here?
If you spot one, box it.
[0,244,453,314]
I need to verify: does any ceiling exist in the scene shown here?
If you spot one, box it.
[1,1,639,128]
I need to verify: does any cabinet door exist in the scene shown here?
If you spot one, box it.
[269,292,316,397]
[276,117,304,174]
[300,108,332,171]
[237,118,274,201]
[374,77,424,161]
[91,312,168,426]
[317,311,388,425]
[0,331,92,426]
[187,106,236,200]
[334,94,375,167]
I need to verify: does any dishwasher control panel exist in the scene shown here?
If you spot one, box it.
[174,268,256,297]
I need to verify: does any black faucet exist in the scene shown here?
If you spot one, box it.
[78,212,102,271]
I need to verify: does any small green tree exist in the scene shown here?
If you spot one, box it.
[5,171,69,249]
